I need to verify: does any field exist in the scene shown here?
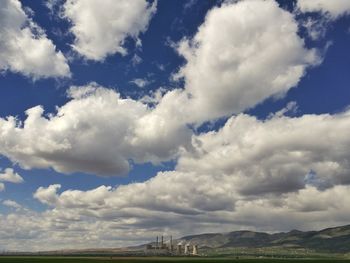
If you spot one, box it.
[1,257,350,263]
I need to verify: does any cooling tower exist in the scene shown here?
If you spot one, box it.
[192,245,198,255]
[184,244,190,255]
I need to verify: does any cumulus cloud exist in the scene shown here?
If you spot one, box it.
[0,168,24,184]
[285,185,350,213]
[21,171,350,250]
[4,109,344,250]
[0,83,191,176]
[0,0,348,251]
[63,0,157,61]
[0,0,70,79]
[297,0,350,20]
[0,168,24,191]
[0,0,326,178]
[171,0,320,122]
[34,172,234,215]
[33,184,61,206]
[178,111,350,194]
[2,200,22,210]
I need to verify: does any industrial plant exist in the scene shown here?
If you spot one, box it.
[145,236,199,256]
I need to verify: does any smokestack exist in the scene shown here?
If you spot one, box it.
[156,236,158,249]
[170,235,173,252]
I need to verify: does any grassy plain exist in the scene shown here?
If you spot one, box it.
[1,257,350,263]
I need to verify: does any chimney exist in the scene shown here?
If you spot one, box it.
[170,235,173,251]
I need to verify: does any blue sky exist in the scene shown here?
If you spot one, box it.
[0,0,350,251]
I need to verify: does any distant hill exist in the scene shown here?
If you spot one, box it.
[174,224,350,253]
[3,224,350,257]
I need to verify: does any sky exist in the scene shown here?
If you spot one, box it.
[0,0,350,251]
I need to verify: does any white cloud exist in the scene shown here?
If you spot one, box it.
[0,0,324,177]
[302,17,328,40]
[8,109,346,250]
[0,0,349,251]
[297,0,350,19]
[22,172,350,250]
[130,78,151,88]
[178,111,350,194]
[2,106,350,249]
[2,200,22,210]
[0,83,191,176]
[0,0,327,178]
[63,0,157,61]
[33,184,61,206]
[285,185,350,213]
[131,54,143,67]
[0,0,70,79]
[268,101,299,118]
[0,168,24,184]
[171,0,320,122]
[34,171,233,215]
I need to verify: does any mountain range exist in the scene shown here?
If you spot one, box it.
[175,224,350,254]
[3,224,350,257]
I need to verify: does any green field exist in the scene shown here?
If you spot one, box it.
[1,257,350,263]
